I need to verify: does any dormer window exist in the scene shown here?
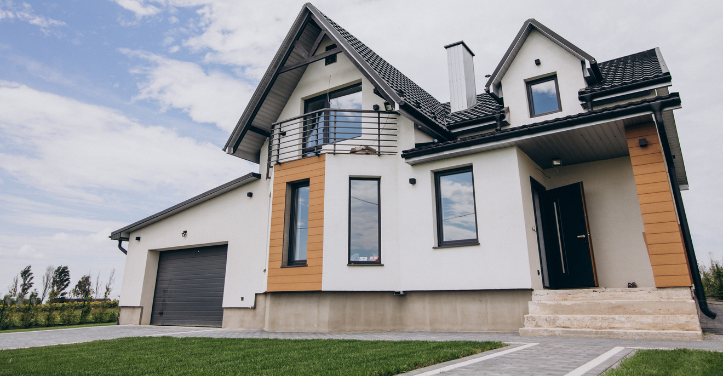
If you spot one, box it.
[527,75,561,117]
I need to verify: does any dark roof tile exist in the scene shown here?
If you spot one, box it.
[581,49,668,95]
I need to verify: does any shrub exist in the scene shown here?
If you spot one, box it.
[701,258,723,300]
[0,296,12,330]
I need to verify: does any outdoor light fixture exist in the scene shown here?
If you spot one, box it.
[639,138,648,147]
[409,178,416,185]
[552,158,562,166]
[384,101,392,111]
[181,230,187,237]
[247,192,253,197]
[373,104,380,111]
[535,59,541,65]
[135,237,141,241]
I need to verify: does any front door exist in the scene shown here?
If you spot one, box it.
[531,179,598,289]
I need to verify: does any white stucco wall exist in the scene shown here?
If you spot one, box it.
[515,151,656,289]
[119,178,271,324]
[500,30,587,127]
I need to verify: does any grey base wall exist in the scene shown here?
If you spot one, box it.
[119,306,143,325]
[223,290,532,332]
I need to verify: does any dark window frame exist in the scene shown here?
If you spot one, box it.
[302,83,362,154]
[526,75,562,118]
[348,177,382,265]
[286,180,310,267]
[325,44,338,65]
[434,166,480,248]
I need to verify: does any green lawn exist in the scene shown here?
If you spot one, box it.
[1,322,116,334]
[0,337,505,376]
[604,349,723,376]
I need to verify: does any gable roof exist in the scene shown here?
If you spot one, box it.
[485,19,596,91]
[223,3,455,163]
[578,48,671,98]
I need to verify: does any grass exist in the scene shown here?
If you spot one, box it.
[0,337,504,375]
[0,322,116,334]
[603,349,723,376]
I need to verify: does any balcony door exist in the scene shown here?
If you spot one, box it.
[531,179,598,289]
[303,84,362,155]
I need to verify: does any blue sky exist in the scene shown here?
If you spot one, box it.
[1,0,721,296]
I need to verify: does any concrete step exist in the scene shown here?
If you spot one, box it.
[532,287,693,302]
[528,300,697,316]
[520,327,703,341]
[524,314,700,331]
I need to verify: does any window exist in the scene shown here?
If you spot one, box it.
[303,83,362,154]
[527,75,561,117]
[287,181,309,266]
[348,178,380,264]
[434,166,479,247]
[325,44,337,65]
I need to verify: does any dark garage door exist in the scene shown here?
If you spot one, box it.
[151,245,228,326]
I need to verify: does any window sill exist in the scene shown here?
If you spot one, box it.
[433,242,480,249]
[280,263,307,268]
[347,263,384,266]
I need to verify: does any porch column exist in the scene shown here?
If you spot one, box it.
[625,122,692,287]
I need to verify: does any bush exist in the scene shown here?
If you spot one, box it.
[701,259,723,300]
[0,297,12,330]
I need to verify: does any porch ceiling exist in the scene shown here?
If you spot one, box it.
[517,114,652,169]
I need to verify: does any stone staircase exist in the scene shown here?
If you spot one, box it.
[519,287,703,341]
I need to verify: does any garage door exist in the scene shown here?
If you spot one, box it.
[150,244,228,326]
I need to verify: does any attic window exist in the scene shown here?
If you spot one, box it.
[325,44,337,65]
[527,75,562,117]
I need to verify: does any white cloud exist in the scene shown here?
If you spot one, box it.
[0,81,252,204]
[110,0,162,17]
[0,0,65,35]
[121,49,255,131]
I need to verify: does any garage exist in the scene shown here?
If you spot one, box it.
[150,245,228,326]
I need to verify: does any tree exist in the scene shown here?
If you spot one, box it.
[18,265,34,303]
[103,269,116,300]
[49,266,71,302]
[7,275,18,302]
[41,265,54,303]
[72,274,93,300]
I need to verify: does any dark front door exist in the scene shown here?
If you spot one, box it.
[531,180,598,289]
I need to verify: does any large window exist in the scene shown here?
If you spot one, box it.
[348,178,381,264]
[434,166,479,247]
[527,75,561,117]
[303,83,362,154]
[287,181,309,266]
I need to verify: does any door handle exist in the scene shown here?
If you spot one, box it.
[577,235,586,238]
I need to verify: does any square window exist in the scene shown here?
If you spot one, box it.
[349,178,381,264]
[527,76,561,117]
[434,167,479,247]
[325,44,337,65]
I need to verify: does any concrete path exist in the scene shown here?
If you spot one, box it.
[1,326,722,375]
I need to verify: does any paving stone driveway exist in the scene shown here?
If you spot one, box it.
[1,326,722,375]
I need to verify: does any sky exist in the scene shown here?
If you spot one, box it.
[1,0,721,297]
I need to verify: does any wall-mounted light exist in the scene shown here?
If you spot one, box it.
[135,236,141,241]
[535,59,541,66]
[247,192,253,197]
[394,291,406,296]
[181,230,187,237]
[409,178,416,185]
[384,101,392,111]
[372,104,380,111]
[639,138,648,147]
[552,158,562,166]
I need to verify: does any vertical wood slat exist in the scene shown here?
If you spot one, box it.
[627,123,692,287]
[267,155,325,292]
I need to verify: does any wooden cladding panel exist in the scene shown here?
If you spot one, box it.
[627,123,692,288]
[267,155,325,292]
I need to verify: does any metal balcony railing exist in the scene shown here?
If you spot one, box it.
[268,109,398,169]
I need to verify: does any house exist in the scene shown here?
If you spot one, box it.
[110,3,714,340]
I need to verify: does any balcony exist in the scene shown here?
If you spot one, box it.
[268,109,398,167]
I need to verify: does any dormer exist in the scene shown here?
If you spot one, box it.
[485,19,599,127]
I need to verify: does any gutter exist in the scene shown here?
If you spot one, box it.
[117,239,128,255]
[651,103,716,319]
[402,93,681,159]
[578,74,671,101]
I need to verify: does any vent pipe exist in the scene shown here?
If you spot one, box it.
[445,41,477,112]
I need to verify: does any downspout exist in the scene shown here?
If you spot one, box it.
[651,102,716,319]
[117,239,128,255]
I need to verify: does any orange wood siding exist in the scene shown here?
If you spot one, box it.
[627,123,692,287]
[267,155,325,292]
